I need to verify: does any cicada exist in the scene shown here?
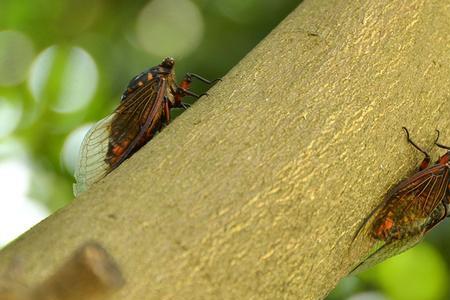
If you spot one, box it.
[73,57,219,196]
[351,128,449,273]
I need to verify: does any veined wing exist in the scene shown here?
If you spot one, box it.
[107,77,167,169]
[352,163,449,245]
[73,77,168,196]
[350,164,448,273]
[352,163,448,241]
[388,163,449,219]
[74,113,114,196]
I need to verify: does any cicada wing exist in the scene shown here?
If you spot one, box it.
[73,114,114,196]
[350,164,449,273]
[355,164,449,240]
[106,78,167,169]
[363,198,449,269]
[73,75,169,196]
[349,234,423,274]
[396,164,449,218]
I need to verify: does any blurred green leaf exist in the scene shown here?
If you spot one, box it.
[359,243,448,300]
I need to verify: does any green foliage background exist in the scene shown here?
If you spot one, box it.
[0,1,449,299]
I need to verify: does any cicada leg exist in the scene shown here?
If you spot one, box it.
[173,73,220,108]
[402,127,431,171]
[185,73,221,85]
[164,96,171,124]
[434,130,449,166]
[435,129,450,151]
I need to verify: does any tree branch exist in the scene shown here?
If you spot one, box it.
[1,0,450,299]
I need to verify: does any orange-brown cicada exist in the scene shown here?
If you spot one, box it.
[351,128,449,273]
[73,57,219,196]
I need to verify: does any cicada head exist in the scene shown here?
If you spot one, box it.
[160,57,175,69]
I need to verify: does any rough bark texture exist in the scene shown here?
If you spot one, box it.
[1,0,450,299]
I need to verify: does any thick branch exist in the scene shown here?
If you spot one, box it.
[1,0,450,299]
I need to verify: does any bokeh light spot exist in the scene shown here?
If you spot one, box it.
[28,46,98,113]
[62,123,93,173]
[0,30,34,86]
[348,292,388,300]
[363,243,447,300]
[0,158,49,247]
[213,0,258,23]
[55,47,98,112]
[28,46,55,102]
[0,139,26,159]
[0,98,22,138]
[136,0,204,58]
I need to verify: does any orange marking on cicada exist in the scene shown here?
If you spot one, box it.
[110,140,130,157]
[374,217,394,239]
[111,146,124,156]
[179,80,190,90]
[174,79,191,107]
[419,160,430,171]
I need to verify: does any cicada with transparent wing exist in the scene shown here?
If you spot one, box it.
[351,128,449,273]
[73,57,219,196]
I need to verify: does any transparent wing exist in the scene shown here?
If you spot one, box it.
[73,114,114,196]
[73,78,167,196]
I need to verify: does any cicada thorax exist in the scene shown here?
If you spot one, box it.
[120,57,176,102]
[120,70,154,102]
